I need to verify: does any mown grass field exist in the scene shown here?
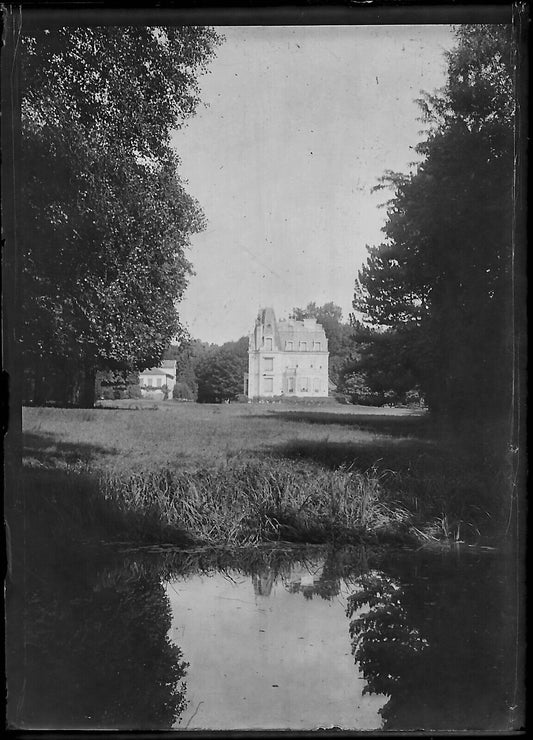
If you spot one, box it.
[22,399,428,473]
[17,400,512,548]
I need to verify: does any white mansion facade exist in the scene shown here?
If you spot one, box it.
[245,307,329,399]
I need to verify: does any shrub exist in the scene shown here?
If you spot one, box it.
[127,384,143,399]
[172,382,195,401]
[405,389,424,407]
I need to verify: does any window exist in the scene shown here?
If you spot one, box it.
[265,337,273,350]
[299,377,308,392]
[146,378,153,386]
[156,377,162,387]
[288,377,295,393]
[314,378,321,392]
[264,377,273,393]
[286,341,293,351]
[264,357,273,371]
[299,341,307,351]
[313,341,321,351]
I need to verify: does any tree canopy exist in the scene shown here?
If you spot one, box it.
[355,25,516,430]
[20,25,221,406]
[195,337,248,404]
[339,320,422,407]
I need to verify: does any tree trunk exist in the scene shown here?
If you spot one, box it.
[53,365,75,407]
[78,365,96,408]
[33,361,47,406]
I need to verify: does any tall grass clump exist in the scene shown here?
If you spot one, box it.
[100,459,413,547]
[374,446,513,544]
[17,452,509,552]
[16,459,413,553]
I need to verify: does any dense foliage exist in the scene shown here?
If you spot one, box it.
[347,555,517,731]
[20,26,221,406]
[7,544,189,729]
[95,369,142,401]
[339,321,422,406]
[163,338,216,401]
[195,337,249,403]
[355,25,516,430]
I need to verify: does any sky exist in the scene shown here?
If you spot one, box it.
[171,25,454,345]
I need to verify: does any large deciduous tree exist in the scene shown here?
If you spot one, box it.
[355,25,516,433]
[20,25,221,406]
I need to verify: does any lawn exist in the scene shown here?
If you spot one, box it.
[22,399,428,473]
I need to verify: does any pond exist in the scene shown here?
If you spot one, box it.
[7,543,522,731]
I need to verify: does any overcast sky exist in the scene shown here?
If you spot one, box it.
[171,25,454,345]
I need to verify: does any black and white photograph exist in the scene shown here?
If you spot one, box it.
[3,2,526,734]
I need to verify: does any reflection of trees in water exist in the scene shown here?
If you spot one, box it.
[346,555,519,731]
[347,571,428,697]
[285,559,340,601]
[7,552,188,729]
[10,541,516,732]
[122,544,372,600]
[284,548,371,601]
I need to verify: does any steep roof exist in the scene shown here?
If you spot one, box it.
[254,307,328,350]
[257,307,283,349]
[277,319,327,347]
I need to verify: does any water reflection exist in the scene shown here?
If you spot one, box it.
[347,571,429,698]
[164,546,518,731]
[7,543,520,732]
[285,555,340,601]
[165,549,385,730]
[346,551,519,731]
[7,552,188,729]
